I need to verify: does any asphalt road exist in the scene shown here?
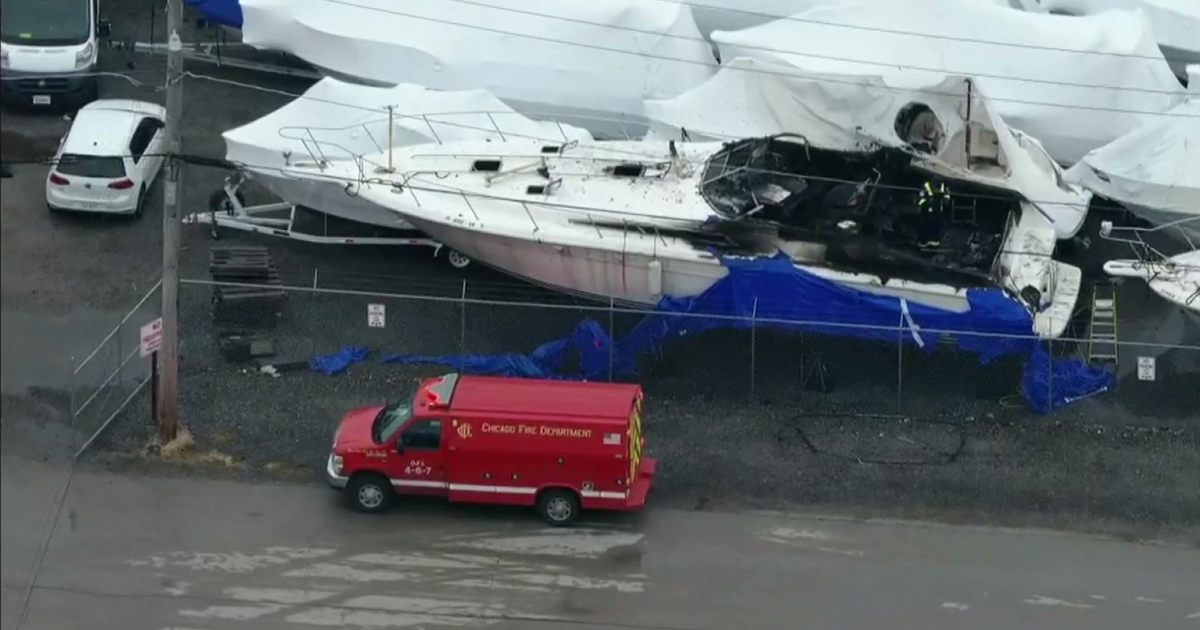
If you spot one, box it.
[7,469,1197,630]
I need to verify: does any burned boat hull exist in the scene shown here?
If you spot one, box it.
[335,132,1082,339]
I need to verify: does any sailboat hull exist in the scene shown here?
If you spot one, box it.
[404,218,979,313]
[251,171,416,230]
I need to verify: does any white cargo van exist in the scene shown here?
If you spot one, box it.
[0,0,111,108]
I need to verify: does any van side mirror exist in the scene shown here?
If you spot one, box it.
[97,22,112,38]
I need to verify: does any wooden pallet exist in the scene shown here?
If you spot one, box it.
[209,246,286,330]
[209,246,281,283]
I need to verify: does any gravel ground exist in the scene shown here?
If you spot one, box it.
[3,2,1198,545]
[89,284,1200,544]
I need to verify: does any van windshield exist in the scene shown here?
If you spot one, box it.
[371,402,413,445]
[0,0,91,46]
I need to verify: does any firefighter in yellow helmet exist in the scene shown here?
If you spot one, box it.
[916,178,951,247]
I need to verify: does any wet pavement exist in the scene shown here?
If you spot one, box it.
[13,470,1200,630]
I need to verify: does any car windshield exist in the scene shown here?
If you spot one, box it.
[0,0,91,46]
[56,154,126,178]
[370,401,413,445]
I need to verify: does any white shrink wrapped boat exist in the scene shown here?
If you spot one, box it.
[238,0,718,138]
[1067,68,1200,243]
[1038,0,1200,77]
[221,78,592,229]
[1105,250,1200,327]
[710,0,1186,165]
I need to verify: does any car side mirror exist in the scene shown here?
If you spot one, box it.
[96,22,112,38]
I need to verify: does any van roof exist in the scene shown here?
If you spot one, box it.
[444,374,639,423]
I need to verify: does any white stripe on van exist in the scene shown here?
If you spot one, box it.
[389,479,627,500]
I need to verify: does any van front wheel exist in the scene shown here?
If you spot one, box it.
[347,473,393,513]
[536,489,580,527]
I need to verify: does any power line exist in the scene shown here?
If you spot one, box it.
[13,71,1189,213]
[311,0,1188,103]
[16,149,1200,303]
[175,67,1195,176]
[15,142,1098,211]
[0,70,159,85]
[653,0,1196,63]
[427,0,1186,94]
[16,146,1117,276]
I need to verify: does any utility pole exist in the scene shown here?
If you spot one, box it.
[158,0,184,443]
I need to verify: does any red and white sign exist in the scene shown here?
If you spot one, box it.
[140,318,163,357]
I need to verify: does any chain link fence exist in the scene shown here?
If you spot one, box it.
[1,280,163,630]
[122,276,1198,530]
[67,280,164,456]
[174,278,1199,424]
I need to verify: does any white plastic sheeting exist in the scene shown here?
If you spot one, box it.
[1066,95,1200,243]
[225,78,592,170]
[240,0,717,129]
[684,0,1046,37]
[684,0,829,37]
[1039,0,1200,62]
[223,78,591,226]
[711,0,1186,165]
[645,57,1091,238]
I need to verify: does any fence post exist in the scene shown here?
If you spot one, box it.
[896,312,905,411]
[1046,337,1054,411]
[749,297,758,402]
[68,355,77,451]
[116,319,124,390]
[459,278,467,371]
[608,296,615,382]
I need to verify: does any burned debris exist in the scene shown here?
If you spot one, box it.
[698,134,1024,288]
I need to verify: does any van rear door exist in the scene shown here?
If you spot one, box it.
[628,393,644,484]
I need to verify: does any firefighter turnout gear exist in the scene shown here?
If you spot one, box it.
[917,180,951,210]
[916,181,950,247]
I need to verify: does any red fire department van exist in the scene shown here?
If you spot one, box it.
[326,373,655,526]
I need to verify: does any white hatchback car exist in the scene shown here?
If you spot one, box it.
[45,99,168,217]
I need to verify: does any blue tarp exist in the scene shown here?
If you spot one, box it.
[316,254,1113,413]
[311,345,369,375]
[1022,345,1116,413]
[185,0,243,28]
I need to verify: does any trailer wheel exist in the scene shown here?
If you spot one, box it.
[206,188,247,241]
[446,249,472,269]
[347,473,393,514]
[536,488,580,527]
[208,187,246,214]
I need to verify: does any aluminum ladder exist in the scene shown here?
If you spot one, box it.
[1086,283,1119,367]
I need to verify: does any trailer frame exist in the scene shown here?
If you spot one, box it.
[182,173,473,269]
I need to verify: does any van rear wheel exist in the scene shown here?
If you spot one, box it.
[347,473,393,513]
[536,489,580,527]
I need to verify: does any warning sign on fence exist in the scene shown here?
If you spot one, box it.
[140,318,163,357]
[1136,356,1156,381]
[368,304,386,328]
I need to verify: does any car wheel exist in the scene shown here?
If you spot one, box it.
[347,473,393,514]
[133,186,147,218]
[536,488,581,527]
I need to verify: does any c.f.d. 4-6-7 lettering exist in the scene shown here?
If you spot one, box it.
[404,462,433,476]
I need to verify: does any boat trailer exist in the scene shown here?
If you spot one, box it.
[182,172,473,269]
